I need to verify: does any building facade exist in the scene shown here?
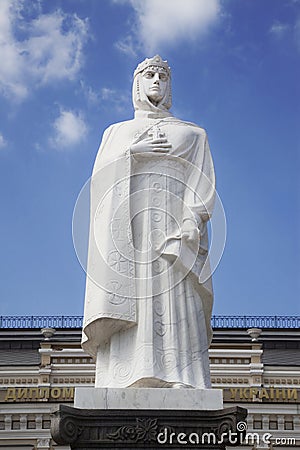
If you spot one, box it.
[0,316,299,449]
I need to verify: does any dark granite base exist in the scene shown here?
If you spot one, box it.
[51,405,247,449]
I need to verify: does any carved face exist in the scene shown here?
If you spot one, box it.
[141,66,168,105]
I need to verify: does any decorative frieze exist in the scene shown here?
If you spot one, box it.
[0,412,51,431]
[51,377,95,384]
[210,358,251,364]
[264,378,300,385]
[211,378,249,384]
[51,356,93,364]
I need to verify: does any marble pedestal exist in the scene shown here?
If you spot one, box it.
[74,387,223,410]
[51,388,247,449]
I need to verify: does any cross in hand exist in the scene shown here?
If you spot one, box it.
[148,125,166,140]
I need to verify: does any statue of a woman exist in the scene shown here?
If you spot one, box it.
[82,55,216,389]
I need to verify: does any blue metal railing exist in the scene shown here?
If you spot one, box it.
[211,315,300,329]
[0,315,299,329]
[0,315,83,329]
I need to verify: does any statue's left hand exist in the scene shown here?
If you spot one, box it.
[181,218,200,243]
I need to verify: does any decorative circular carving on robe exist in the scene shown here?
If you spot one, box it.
[153,297,166,316]
[152,259,164,274]
[107,250,128,273]
[152,182,162,192]
[161,351,177,370]
[105,280,127,305]
[154,320,167,337]
[113,360,132,382]
[152,212,162,222]
[151,196,161,207]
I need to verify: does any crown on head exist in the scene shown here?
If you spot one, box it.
[134,55,171,78]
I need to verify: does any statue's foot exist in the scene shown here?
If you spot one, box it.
[171,382,193,389]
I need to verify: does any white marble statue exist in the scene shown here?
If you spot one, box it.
[82,55,216,389]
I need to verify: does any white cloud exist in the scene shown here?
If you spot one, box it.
[0,133,7,148]
[80,80,131,111]
[270,21,290,37]
[80,80,102,106]
[269,17,300,52]
[114,35,137,57]
[50,109,88,149]
[114,0,221,54]
[79,82,131,112]
[100,87,131,112]
[0,0,89,100]
[101,88,116,100]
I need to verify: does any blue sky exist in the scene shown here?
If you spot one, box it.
[0,0,299,317]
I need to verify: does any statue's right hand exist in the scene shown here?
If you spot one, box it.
[130,138,172,155]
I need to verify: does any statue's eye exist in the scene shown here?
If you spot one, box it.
[144,72,154,78]
[159,73,167,81]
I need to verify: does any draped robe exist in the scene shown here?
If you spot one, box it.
[82,77,216,388]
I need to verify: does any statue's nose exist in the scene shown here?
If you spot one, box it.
[153,73,160,83]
